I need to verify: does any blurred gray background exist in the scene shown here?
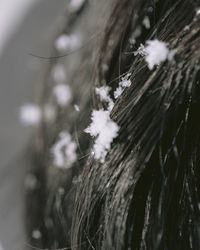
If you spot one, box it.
[0,0,66,249]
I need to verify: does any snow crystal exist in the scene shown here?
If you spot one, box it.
[95,86,114,112]
[53,84,71,107]
[135,40,176,70]
[51,64,66,83]
[134,44,147,56]
[85,109,119,163]
[52,131,77,168]
[55,34,81,53]
[74,104,80,112]
[114,73,131,99]
[69,0,85,12]
[19,104,41,126]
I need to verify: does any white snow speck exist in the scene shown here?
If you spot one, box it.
[19,104,41,126]
[51,64,66,83]
[95,86,114,112]
[85,109,119,163]
[114,73,131,99]
[69,0,85,12]
[196,8,200,15]
[143,16,150,29]
[135,40,176,70]
[32,230,41,240]
[133,44,147,56]
[55,34,81,53]
[74,104,80,112]
[53,84,72,107]
[52,131,77,168]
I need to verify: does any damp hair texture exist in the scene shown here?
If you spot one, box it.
[26,0,200,249]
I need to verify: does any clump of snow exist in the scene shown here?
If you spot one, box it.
[52,131,77,168]
[134,40,176,70]
[74,104,80,112]
[53,84,72,107]
[19,104,41,126]
[95,86,114,112]
[51,64,66,83]
[114,73,131,99]
[69,0,85,12]
[55,34,81,53]
[85,109,119,163]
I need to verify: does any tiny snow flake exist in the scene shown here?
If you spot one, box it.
[143,16,150,29]
[51,64,66,83]
[95,86,114,112]
[52,131,77,168]
[85,109,119,163]
[114,73,131,99]
[53,84,72,107]
[196,8,200,15]
[19,104,41,126]
[32,230,41,240]
[74,104,80,112]
[134,44,147,56]
[55,34,81,53]
[135,40,176,70]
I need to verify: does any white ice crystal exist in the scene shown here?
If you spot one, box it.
[51,64,66,83]
[55,34,81,53]
[114,73,131,99]
[95,86,114,112]
[69,0,85,12]
[52,131,77,168]
[135,40,176,70]
[53,84,72,107]
[85,109,119,163]
[19,104,41,126]
[143,16,150,29]
[74,104,80,112]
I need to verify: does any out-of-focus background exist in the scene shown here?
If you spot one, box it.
[0,0,66,249]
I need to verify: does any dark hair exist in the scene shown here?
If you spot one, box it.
[26,0,200,249]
